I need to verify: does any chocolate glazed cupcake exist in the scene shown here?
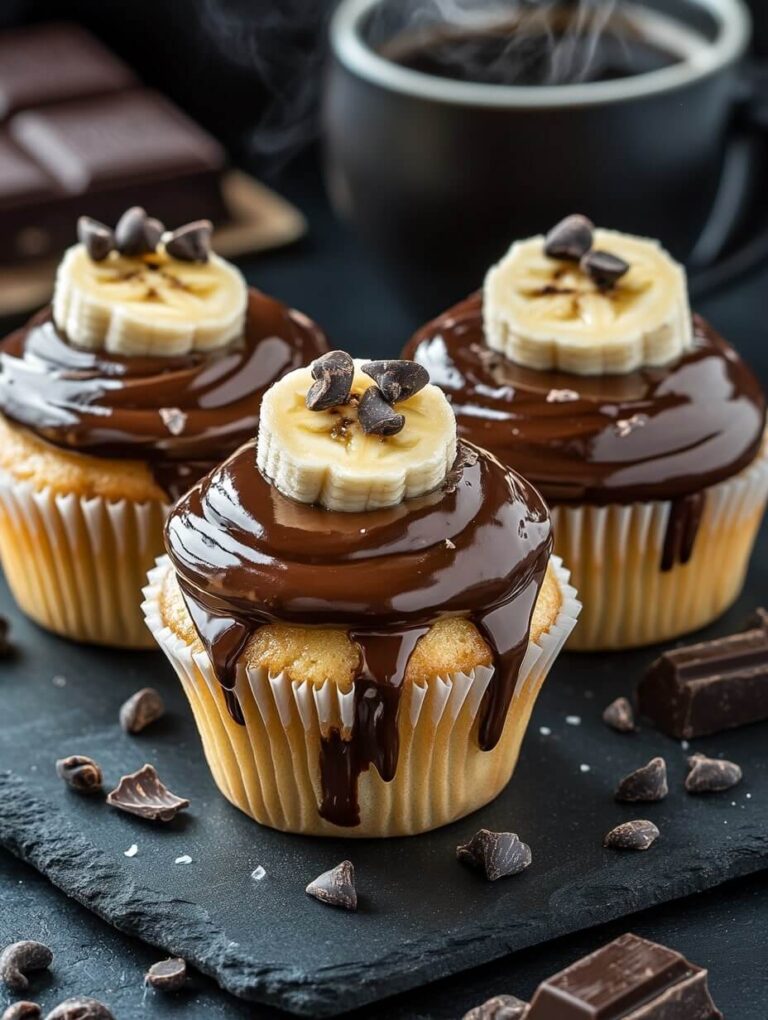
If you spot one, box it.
[143,355,580,836]
[0,209,327,647]
[404,217,768,650]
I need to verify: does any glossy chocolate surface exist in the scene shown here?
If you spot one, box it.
[0,290,328,500]
[404,294,766,506]
[166,440,552,826]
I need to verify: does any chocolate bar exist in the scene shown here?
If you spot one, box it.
[526,933,722,1019]
[638,627,768,739]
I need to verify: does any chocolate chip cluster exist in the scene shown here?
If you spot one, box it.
[78,207,212,264]
[544,213,629,287]
[306,352,429,437]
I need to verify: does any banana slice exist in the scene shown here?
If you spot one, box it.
[52,243,247,356]
[257,360,457,511]
[484,228,692,375]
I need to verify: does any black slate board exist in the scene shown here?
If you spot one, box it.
[1,535,767,1018]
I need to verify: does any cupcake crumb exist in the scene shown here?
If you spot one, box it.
[124,844,139,858]
[579,764,591,773]
[565,715,581,726]
[539,726,551,736]
[251,866,266,882]
[445,538,456,550]
[51,675,67,688]
[174,854,192,865]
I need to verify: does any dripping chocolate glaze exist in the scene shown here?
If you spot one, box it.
[165,439,552,827]
[404,293,765,569]
[0,290,328,501]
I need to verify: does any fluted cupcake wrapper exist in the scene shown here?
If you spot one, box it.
[554,445,768,651]
[0,471,168,647]
[142,556,581,837]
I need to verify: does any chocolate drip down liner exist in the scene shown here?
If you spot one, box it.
[143,557,580,837]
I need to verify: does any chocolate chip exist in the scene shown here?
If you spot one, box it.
[119,688,165,734]
[145,957,187,992]
[43,998,114,1020]
[603,819,660,851]
[602,697,636,733]
[456,829,532,882]
[544,214,594,260]
[462,994,529,1019]
[360,360,429,403]
[615,757,668,802]
[2,1004,41,1020]
[165,219,212,262]
[55,755,102,794]
[306,860,357,911]
[581,249,629,287]
[685,753,742,794]
[107,764,189,822]
[357,386,405,436]
[77,216,114,262]
[306,350,354,411]
[0,942,52,993]
[114,207,163,257]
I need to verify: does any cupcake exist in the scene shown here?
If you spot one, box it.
[404,216,768,650]
[0,208,327,647]
[143,354,580,836]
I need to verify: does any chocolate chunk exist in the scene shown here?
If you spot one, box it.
[544,214,594,261]
[77,216,114,262]
[145,957,187,992]
[43,999,114,1020]
[55,754,103,794]
[165,219,212,262]
[456,829,532,882]
[526,933,722,1019]
[2,1003,41,1020]
[745,606,768,631]
[602,696,636,733]
[306,350,354,411]
[361,360,429,403]
[357,386,405,436]
[638,628,768,739]
[603,819,660,851]
[119,687,165,734]
[462,994,529,1019]
[106,763,189,822]
[305,860,357,911]
[685,754,742,794]
[615,757,668,802]
[581,249,630,287]
[114,206,163,257]
[0,941,52,993]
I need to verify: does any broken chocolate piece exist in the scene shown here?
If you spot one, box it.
[638,628,768,739]
[357,385,405,436]
[77,215,114,262]
[361,360,429,403]
[615,757,667,802]
[745,606,768,631]
[685,754,742,794]
[581,249,630,287]
[456,829,532,882]
[602,696,636,733]
[165,219,212,262]
[106,763,189,822]
[305,860,357,911]
[526,932,722,1019]
[306,350,354,411]
[0,941,52,993]
[145,957,187,992]
[114,206,163,257]
[2,1003,41,1020]
[119,687,165,734]
[603,819,659,851]
[43,999,114,1020]
[544,214,594,261]
[55,755,103,794]
[462,994,529,1020]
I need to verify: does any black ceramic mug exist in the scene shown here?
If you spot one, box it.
[324,0,751,314]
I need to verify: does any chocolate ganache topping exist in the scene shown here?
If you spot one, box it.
[165,438,552,827]
[0,290,328,500]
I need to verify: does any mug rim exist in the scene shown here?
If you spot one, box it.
[330,0,751,108]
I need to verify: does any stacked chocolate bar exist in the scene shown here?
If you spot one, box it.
[0,22,227,261]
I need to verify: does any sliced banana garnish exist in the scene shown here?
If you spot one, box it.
[52,242,247,356]
[484,228,692,376]
[257,359,457,511]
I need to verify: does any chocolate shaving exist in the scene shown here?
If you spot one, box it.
[357,385,405,436]
[603,819,659,851]
[2,1003,41,1020]
[0,942,52,993]
[685,753,742,794]
[544,213,593,261]
[107,764,189,822]
[55,755,103,794]
[77,216,114,262]
[114,206,164,257]
[463,994,529,1019]
[145,957,187,992]
[456,829,532,882]
[119,688,165,734]
[602,696,636,733]
[305,860,357,911]
[165,219,212,262]
[580,249,629,287]
[361,360,429,403]
[43,998,114,1020]
[306,350,354,411]
[615,757,668,802]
